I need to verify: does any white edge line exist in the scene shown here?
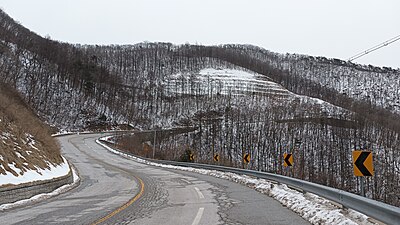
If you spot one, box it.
[97,136,378,225]
[191,207,205,225]
[194,187,205,199]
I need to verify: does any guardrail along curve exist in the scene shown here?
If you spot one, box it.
[100,138,400,225]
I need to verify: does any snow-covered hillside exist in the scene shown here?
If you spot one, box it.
[0,86,67,188]
[0,7,399,207]
[0,155,70,186]
[0,128,69,187]
[228,45,400,115]
[284,55,400,113]
[0,41,126,131]
[167,68,289,97]
[166,68,349,118]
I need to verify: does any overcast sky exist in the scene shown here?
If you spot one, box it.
[1,0,399,68]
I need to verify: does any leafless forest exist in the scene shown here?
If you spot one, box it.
[0,10,399,206]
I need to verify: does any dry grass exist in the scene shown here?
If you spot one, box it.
[0,83,62,176]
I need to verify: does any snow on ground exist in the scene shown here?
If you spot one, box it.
[51,131,95,137]
[98,136,377,225]
[167,68,290,96]
[166,68,347,117]
[198,68,275,86]
[51,131,76,137]
[0,164,80,211]
[0,156,71,186]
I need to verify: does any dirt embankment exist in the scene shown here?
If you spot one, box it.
[0,84,62,176]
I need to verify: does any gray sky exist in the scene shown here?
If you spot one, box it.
[2,0,399,68]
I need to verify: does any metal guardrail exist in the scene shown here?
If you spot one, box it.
[98,138,400,225]
[146,159,400,225]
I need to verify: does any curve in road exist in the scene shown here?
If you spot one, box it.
[0,133,310,225]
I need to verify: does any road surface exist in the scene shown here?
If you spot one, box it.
[0,133,310,225]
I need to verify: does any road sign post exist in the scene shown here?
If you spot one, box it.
[360,177,365,197]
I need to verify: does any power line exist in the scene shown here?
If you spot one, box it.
[348,34,400,62]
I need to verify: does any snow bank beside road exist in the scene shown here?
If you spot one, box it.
[0,165,80,211]
[98,137,377,225]
[0,156,71,186]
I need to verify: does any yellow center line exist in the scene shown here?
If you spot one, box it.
[91,176,145,225]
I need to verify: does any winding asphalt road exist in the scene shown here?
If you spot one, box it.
[0,133,310,225]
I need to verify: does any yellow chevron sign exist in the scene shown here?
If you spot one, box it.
[283,153,293,167]
[214,154,220,162]
[243,153,250,164]
[189,153,195,162]
[352,151,374,176]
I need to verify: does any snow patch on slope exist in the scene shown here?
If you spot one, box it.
[0,164,79,211]
[167,68,290,96]
[166,68,347,118]
[0,156,71,186]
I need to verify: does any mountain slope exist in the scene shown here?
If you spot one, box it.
[190,44,400,131]
[0,84,65,186]
[0,9,398,206]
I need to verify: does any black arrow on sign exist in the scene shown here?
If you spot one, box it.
[284,154,292,167]
[244,154,250,163]
[214,154,219,162]
[355,152,372,176]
